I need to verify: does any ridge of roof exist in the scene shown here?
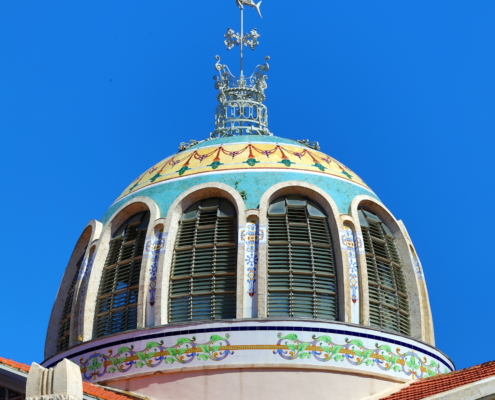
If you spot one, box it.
[382,360,495,400]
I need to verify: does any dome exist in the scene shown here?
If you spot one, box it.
[43,129,453,394]
[42,10,453,399]
[103,135,377,225]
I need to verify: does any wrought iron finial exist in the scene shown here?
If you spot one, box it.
[227,0,263,77]
[224,27,260,52]
[211,55,271,138]
[210,1,271,138]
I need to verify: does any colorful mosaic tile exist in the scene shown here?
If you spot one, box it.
[116,141,369,202]
[340,227,360,324]
[145,230,167,307]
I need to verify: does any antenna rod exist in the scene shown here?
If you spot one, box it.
[240,6,244,77]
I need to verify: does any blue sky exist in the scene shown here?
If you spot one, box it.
[1,1,494,370]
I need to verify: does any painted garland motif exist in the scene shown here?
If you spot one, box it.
[80,334,232,381]
[77,332,450,382]
[121,143,362,200]
[274,333,447,378]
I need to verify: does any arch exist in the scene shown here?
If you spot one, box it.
[80,197,160,342]
[155,182,246,325]
[258,181,344,320]
[44,219,102,359]
[349,195,426,341]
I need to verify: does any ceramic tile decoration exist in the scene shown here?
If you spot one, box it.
[116,140,369,203]
[242,219,260,317]
[258,224,266,245]
[43,320,453,383]
[355,233,365,254]
[145,230,168,307]
[340,226,360,324]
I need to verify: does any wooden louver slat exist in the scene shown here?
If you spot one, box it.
[359,208,410,336]
[93,211,149,339]
[169,198,237,323]
[57,249,86,352]
[267,196,338,320]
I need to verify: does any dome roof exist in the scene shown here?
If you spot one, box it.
[103,135,377,223]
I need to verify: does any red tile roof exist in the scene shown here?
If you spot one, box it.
[82,382,141,400]
[382,361,495,400]
[0,357,138,400]
[0,357,30,373]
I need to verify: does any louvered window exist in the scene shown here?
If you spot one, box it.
[93,211,149,338]
[267,196,338,320]
[359,208,410,335]
[57,250,85,352]
[169,198,237,323]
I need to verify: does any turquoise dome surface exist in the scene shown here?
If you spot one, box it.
[101,135,378,224]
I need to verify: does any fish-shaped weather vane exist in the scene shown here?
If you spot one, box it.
[236,0,263,19]
[225,0,264,77]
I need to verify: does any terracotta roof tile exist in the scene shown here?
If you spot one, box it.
[0,357,30,373]
[382,360,495,400]
[83,383,138,400]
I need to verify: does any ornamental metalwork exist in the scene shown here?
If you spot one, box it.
[296,139,321,151]
[211,55,271,138]
[224,27,260,51]
[210,0,272,138]
[178,139,201,152]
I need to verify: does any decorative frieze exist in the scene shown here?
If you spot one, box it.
[43,321,453,384]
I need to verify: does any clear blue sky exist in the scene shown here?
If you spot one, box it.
[1,1,494,370]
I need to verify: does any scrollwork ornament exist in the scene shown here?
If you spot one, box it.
[211,55,272,138]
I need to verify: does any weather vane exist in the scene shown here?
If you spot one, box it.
[176,0,319,146]
[204,0,271,139]
[224,0,263,77]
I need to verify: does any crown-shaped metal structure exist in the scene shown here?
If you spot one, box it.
[212,55,270,137]
[210,0,272,138]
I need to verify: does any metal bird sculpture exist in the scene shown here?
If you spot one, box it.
[236,0,263,18]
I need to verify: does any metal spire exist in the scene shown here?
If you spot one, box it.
[225,0,262,77]
[211,0,271,138]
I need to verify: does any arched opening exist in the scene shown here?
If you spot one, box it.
[168,197,237,323]
[93,211,150,338]
[358,207,410,335]
[267,195,338,320]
